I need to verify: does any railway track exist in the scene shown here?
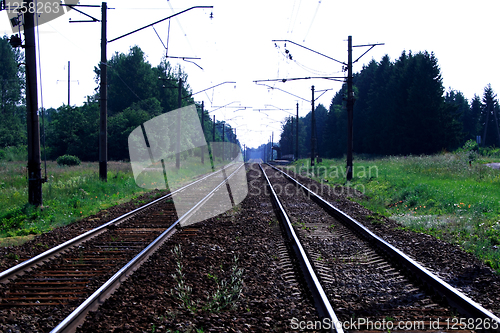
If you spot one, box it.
[260,163,500,332]
[0,162,245,332]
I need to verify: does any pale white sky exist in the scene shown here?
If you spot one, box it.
[2,0,499,148]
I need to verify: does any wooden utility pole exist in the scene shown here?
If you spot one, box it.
[25,0,43,206]
[346,36,354,181]
[99,2,107,181]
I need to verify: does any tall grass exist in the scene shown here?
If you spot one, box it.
[0,152,226,244]
[0,146,27,162]
[0,160,155,241]
[290,153,500,273]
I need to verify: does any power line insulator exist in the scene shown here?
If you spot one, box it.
[9,34,22,48]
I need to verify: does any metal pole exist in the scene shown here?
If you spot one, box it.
[311,85,315,167]
[296,102,299,160]
[346,35,354,181]
[271,132,274,161]
[99,2,107,181]
[234,128,236,159]
[176,77,182,169]
[213,115,215,142]
[222,122,225,161]
[68,61,70,105]
[483,106,489,147]
[493,103,500,147]
[201,101,204,164]
[25,0,43,206]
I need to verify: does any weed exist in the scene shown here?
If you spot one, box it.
[168,247,244,315]
[169,245,197,313]
[78,248,84,264]
[5,253,19,260]
[203,256,244,312]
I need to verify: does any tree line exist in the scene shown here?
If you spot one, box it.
[278,51,500,158]
[0,38,239,162]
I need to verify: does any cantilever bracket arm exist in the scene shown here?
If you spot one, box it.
[273,39,346,66]
[109,6,213,43]
[61,4,100,23]
[314,89,332,102]
[189,81,236,97]
[254,82,309,102]
[352,43,385,64]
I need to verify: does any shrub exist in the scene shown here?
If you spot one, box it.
[56,155,81,166]
[0,145,27,161]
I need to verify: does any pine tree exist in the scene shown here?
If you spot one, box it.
[480,84,500,147]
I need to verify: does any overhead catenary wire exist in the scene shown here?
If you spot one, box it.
[286,0,296,34]
[289,0,302,34]
[166,0,197,58]
[152,21,203,69]
[302,0,321,43]
[107,63,142,101]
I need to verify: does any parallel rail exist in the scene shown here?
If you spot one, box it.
[51,161,245,333]
[259,164,342,333]
[0,165,227,284]
[263,163,500,333]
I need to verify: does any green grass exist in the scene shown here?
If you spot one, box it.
[287,152,500,273]
[0,160,157,244]
[0,152,228,246]
[0,145,27,162]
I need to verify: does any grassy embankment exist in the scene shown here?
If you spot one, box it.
[0,146,216,246]
[289,151,500,273]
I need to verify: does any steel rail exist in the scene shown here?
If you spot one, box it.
[267,163,500,332]
[259,164,343,333]
[0,166,229,284]
[51,161,245,333]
